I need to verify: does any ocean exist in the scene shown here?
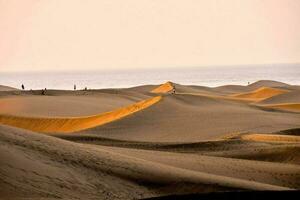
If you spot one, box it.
[1,64,299,90]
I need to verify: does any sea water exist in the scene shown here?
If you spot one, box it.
[1,64,299,90]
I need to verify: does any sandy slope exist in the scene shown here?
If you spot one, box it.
[230,87,290,102]
[240,133,300,143]
[261,103,300,112]
[247,80,291,89]
[151,82,174,93]
[0,95,138,117]
[0,80,300,199]
[213,80,292,95]
[0,96,161,133]
[0,85,18,91]
[258,90,300,104]
[0,125,296,200]
[81,94,300,142]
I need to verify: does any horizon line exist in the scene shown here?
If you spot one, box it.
[1,62,299,73]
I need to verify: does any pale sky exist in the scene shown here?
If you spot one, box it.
[0,0,299,72]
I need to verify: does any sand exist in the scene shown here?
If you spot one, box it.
[262,103,300,112]
[0,85,18,91]
[230,87,290,102]
[0,96,161,133]
[240,133,300,143]
[0,80,300,199]
[258,90,300,104]
[0,95,139,117]
[81,94,300,142]
[151,82,174,93]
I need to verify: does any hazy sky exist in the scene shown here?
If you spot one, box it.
[0,0,299,72]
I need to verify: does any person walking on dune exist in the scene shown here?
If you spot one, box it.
[21,84,25,90]
[172,84,176,94]
[74,84,76,90]
[42,88,47,95]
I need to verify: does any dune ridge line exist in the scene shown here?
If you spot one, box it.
[0,96,162,133]
[151,82,174,93]
[241,133,300,143]
[230,87,289,102]
[262,103,300,112]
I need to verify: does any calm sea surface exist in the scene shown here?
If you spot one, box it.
[1,64,299,90]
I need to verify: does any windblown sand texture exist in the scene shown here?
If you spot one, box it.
[0,80,300,199]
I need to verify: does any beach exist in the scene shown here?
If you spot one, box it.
[0,80,300,199]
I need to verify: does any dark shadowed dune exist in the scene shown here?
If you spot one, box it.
[142,190,300,200]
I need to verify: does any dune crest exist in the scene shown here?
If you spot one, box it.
[241,134,300,143]
[151,82,174,93]
[0,85,18,91]
[263,103,300,112]
[0,96,162,133]
[231,87,289,102]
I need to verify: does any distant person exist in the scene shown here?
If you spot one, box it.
[42,88,47,95]
[21,84,25,90]
[172,85,176,94]
[74,84,76,90]
[84,87,87,91]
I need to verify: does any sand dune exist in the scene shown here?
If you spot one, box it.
[208,144,300,165]
[213,85,249,94]
[230,87,289,102]
[240,133,300,143]
[212,80,291,95]
[278,128,300,136]
[1,81,300,199]
[247,80,291,89]
[262,103,300,112]
[0,95,139,117]
[151,82,174,93]
[0,125,297,199]
[258,90,300,105]
[0,85,18,91]
[97,145,300,189]
[0,96,161,133]
[81,94,300,142]
[57,131,300,166]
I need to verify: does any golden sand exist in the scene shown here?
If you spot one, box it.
[151,81,174,93]
[263,103,300,112]
[231,87,289,102]
[241,134,300,143]
[0,96,162,133]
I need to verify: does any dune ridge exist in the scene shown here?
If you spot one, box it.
[0,85,18,91]
[81,94,300,142]
[231,87,289,102]
[0,96,162,133]
[241,134,300,143]
[151,82,174,93]
[262,103,300,112]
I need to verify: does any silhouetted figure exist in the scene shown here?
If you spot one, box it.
[74,84,76,90]
[42,88,47,95]
[21,84,25,90]
[172,85,176,94]
[84,87,87,91]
